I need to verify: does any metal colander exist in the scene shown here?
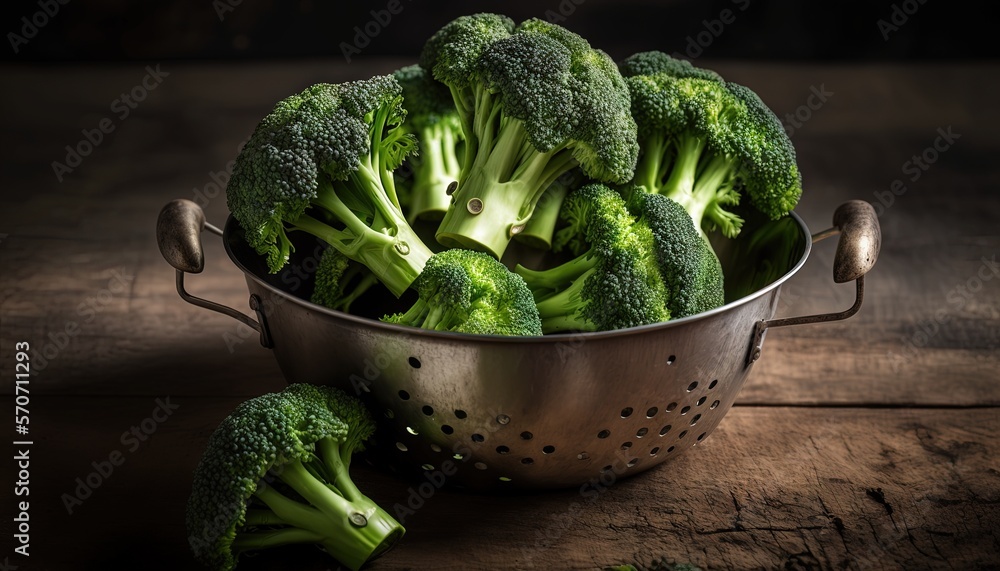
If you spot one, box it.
[157,199,879,490]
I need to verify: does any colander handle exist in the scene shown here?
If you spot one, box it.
[748,200,881,364]
[156,199,273,348]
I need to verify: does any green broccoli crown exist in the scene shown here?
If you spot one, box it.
[476,18,638,182]
[623,64,802,238]
[226,76,434,296]
[383,249,543,336]
[310,247,352,308]
[420,13,515,90]
[632,191,725,318]
[725,82,803,219]
[186,384,379,571]
[619,51,723,82]
[517,183,670,333]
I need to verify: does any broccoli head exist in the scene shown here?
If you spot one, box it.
[514,184,670,333]
[383,248,542,335]
[422,14,638,258]
[186,384,403,571]
[226,76,434,297]
[620,52,802,240]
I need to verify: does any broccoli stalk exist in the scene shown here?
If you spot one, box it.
[513,169,580,250]
[186,384,403,571]
[383,248,542,335]
[422,15,638,259]
[633,134,743,240]
[226,77,434,297]
[393,65,465,222]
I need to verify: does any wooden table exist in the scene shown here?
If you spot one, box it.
[0,60,997,570]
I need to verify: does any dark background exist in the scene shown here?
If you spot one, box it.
[0,0,991,63]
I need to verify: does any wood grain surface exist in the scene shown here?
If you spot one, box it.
[0,60,997,570]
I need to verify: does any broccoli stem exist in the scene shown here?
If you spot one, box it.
[409,122,461,222]
[531,266,599,333]
[651,134,744,239]
[436,115,576,258]
[515,252,598,299]
[292,176,432,298]
[516,178,572,250]
[245,458,402,571]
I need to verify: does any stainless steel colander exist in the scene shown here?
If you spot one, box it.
[157,199,880,490]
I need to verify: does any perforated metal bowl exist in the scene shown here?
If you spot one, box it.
[157,199,879,490]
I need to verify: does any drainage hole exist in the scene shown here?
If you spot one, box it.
[496,445,510,455]
[471,433,485,443]
[521,457,534,465]
[542,445,555,454]
[441,424,454,435]
[421,405,434,416]
[636,427,649,438]
[597,429,611,439]
[398,390,410,401]
[646,407,658,418]
[687,381,698,392]
[620,407,633,418]
[408,356,421,369]
[454,409,468,419]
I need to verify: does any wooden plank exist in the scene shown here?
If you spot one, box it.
[1,396,995,570]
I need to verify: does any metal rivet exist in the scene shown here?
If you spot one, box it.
[446,181,458,196]
[394,241,410,255]
[496,414,510,425]
[510,224,525,236]
[349,513,368,527]
[249,295,260,310]
[467,198,484,215]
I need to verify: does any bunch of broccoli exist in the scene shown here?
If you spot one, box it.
[225,13,802,338]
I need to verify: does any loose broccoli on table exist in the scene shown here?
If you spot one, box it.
[186,384,403,571]
[514,183,724,333]
[382,248,542,335]
[393,64,464,222]
[226,76,434,297]
[619,51,802,240]
[421,14,639,259]
[310,247,380,313]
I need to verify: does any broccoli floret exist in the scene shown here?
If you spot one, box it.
[514,184,670,333]
[310,247,379,313]
[226,76,434,297]
[620,52,802,240]
[383,249,542,335]
[393,65,464,222]
[186,384,403,571]
[631,190,725,318]
[422,14,638,258]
